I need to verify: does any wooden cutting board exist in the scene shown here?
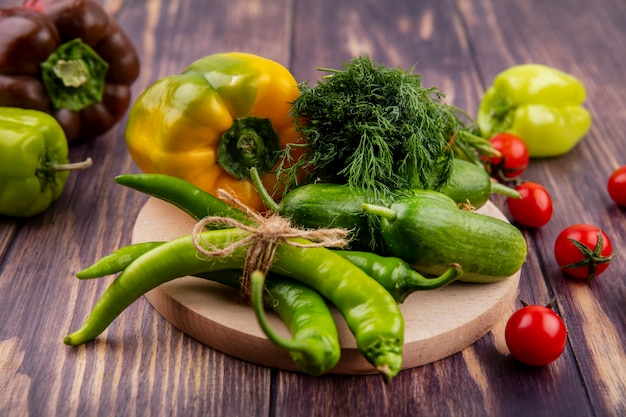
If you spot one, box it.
[132,197,521,375]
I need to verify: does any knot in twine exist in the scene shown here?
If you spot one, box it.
[191,189,351,302]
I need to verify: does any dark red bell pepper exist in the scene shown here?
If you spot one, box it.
[0,0,140,142]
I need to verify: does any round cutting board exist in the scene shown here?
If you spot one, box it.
[132,197,521,374]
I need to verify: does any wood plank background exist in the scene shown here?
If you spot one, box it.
[0,0,625,416]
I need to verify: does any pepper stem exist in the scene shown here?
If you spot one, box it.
[218,117,281,180]
[251,270,313,352]
[37,151,92,193]
[397,263,463,302]
[40,39,109,112]
[52,60,89,88]
[52,157,93,172]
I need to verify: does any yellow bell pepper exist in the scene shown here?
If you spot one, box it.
[125,52,304,211]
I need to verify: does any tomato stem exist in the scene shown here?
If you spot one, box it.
[561,231,614,282]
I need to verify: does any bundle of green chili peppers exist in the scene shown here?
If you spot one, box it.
[64,154,530,385]
[64,172,479,382]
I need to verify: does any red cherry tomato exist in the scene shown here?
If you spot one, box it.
[607,165,626,206]
[554,224,614,281]
[487,133,530,180]
[505,301,567,366]
[507,181,553,228]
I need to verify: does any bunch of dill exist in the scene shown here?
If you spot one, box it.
[280,55,468,201]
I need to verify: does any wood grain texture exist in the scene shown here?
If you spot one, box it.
[459,0,626,415]
[0,0,625,415]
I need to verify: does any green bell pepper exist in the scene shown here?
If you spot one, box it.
[0,107,92,217]
[477,64,591,157]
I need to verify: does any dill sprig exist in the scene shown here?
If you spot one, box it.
[279,56,469,201]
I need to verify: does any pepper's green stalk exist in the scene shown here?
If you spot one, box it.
[218,117,281,180]
[251,270,340,376]
[250,167,280,212]
[40,38,109,111]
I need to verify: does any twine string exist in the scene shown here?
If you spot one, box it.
[191,189,350,301]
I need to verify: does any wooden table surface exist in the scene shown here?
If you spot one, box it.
[1,0,625,416]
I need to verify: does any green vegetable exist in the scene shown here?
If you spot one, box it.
[40,38,109,112]
[362,190,527,283]
[477,64,591,157]
[76,242,164,278]
[114,173,252,226]
[77,246,340,376]
[333,251,462,302]
[0,107,92,217]
[277,183,377,250]
[280,55,494,200]
[250,270,340,376]
[65,228,405,381]
[440,159,520,209]
[273,164,519,250]
[78,239,462,304]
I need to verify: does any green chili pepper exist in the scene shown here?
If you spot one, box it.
[333,251,462,302]
[77,240,462,303]
[193,269,341,376]
[115,173,251,225]
[477,64,591,157]
[76,242,163,278]
[64,228,248,347]
[65,228,405,380]
[250,270,340,376]
[113,172,462,297]
[77,246,340,375]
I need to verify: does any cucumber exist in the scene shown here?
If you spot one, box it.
[440,159,492,208]
[440,159,520,209]
[277,160,491,235]
[278,160,518,234]
[362,190,527,283]
[278,184,377,250]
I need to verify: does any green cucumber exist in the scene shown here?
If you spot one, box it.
[277,159,518,239]
[440,159,519,209]
[362,190,527,283]
[278,183,378,250]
